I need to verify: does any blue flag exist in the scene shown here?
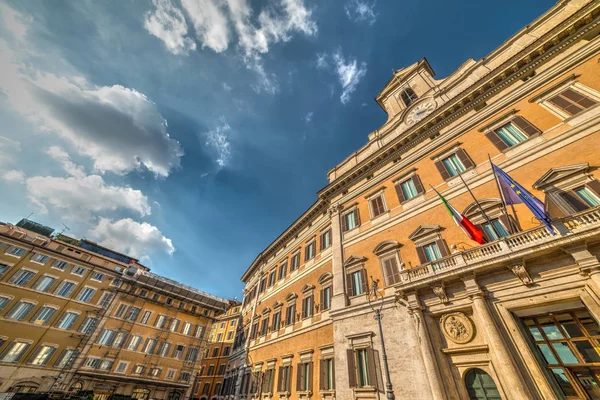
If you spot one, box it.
[492,163,555,235]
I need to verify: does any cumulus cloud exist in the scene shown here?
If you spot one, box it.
[2,170,25,183]
[181,0,230,53]
[89,217,175,258]
[144,0,197,55]
[0,42,184,177]
[344,0,377,25]
[204,117,232,168]
[0,136,21,166]
[25,174,151,219]
[332,50,367,104]
[0,3,32,41]
[46,146,86,178]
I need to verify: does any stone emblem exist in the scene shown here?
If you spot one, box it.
[440,312,474,344]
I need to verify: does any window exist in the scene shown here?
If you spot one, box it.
[166,297,173,305]
[83,357,101,369]
[305,241,316,261]
[227,331,234,340]
[0,262,11,277]
[179,372,191,382]
[464,368,501,400]
[278,262,287,280]
[97,329,115,346]
[142,338,157,354]
[435,149,474,180]
[0,295,12,311]
[57,312,79,330]
[277,365,293,392]
[158,342,171,357]
[126,307,141,322]
[201,383,210,395]
[133,364,145,374]
[223,345,231,355]
[170,318,181,332]
[285,303,296,326]
[347,270,367,297]
[320,229,332,250]
[33,275,57,292]
[31,254,49,264]
[115,361,128,373]
[114,304,128,318]
[126,335,142,351]
[212,347,220,357]
[32,306,58,326]
[342,209,360,232]
[400,87,418,107]
[260,318,268,336]
[411,226,451,266]
[112,332,128,348]
[297,362,312,392]
[423,242,442,262]
[396,174,425,202]
[55,349,77,368]
[302,295,313,319]
[268,270,277,287]
[1,341,31,363]
[185,347,199,362]
[548,88,597,116]
[97,292,113,307]
[28,344,56,365]
[482,219,510,241]
[71,265,85,275]
[7,246,25,256]
[442,153,465,177]
[91,272,104,282]
[139,289,148,297]
[207,365,216,375]
[76,287,96,303]
[485,117,539,151]
[182,322,193,335]
[173,344,185,359]
[349,348,374,388]
[369,195,387,218]
[195,325,206,338]
[574,186,600,208]
[78,316,98,333]
[320,358,335,390]
[9,269,36,286]
[54,281,76,297]
[272,311,281,331]
[262,368,275,393]
[99,359,113,371]
[155,314,167,328]
[381,256,402,286]
[320,286,332,311]
[291,253,300,271]
[259,277,267,293]
[150,367,161,377]
[6,301,35,321]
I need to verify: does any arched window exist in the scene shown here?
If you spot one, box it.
[132,388,150,400]
[464,368,501,400]
[69,381,84,392]
[9,382,39,393]
[373,241,403,286]
[463,199,514,241]
[400,87,418,107]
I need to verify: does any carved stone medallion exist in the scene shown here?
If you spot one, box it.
[440,312,474,344]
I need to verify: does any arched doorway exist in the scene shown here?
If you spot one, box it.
[464,368,501,400]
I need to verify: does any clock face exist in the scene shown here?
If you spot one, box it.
[405,100,436,125]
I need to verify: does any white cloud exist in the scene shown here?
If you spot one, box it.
[181,0,230,53]
[204,117,232,167]
[46,146,86,178]
[0,136,21,166]
[315,52,328,69]
[144,0,197,55]
[25,174,151,219]
[0,3,32,41]
[304,111,313,123]
[344,0,377,25]
[332,50,367,104]
[2,169,25,183]
[89,217,175,258]
[0,41,184,177]
[222,82,232,91]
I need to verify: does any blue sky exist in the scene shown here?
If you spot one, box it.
[0,0,554,299]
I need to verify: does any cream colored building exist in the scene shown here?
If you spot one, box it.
[233,1,600,399]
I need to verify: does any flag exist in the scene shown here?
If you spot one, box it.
[491,163,555,235]
[435,190,487,244]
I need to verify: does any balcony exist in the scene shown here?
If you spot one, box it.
[399,207,600,288]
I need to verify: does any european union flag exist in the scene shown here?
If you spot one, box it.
[492,163,555,235]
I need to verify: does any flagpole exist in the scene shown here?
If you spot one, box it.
[488,154,518,234]
[456,171,503,239]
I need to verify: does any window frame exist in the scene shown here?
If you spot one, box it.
[366,190,388,220]
[341,207,361,233]
[532,80,600,120]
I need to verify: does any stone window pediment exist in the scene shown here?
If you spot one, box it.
[372,240,401,256]
[533,163,590,191]
[261,307,271,315]
[272,301,283,309]
[301,284,315,294]
[408,225,443,244]
[318,272,333,285]
[285,293,297,303]
[343,255,367,268]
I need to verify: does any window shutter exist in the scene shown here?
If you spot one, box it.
[549,93,581,115]
[304,246,309,261]
[307,362,313,391]
[511,116,540,137]
[497,214,513,234]
[287,365,293,391]
[586,180,600,198]
[360,269,368,294]
[331,359,335,389]
[347,349,357,388]
[269,370,275,392]
[563,88,597,108]
[485,130,509,152]
[319,234,324,251]
[476,223,489,242]
[373,349,384,390]
[319,359,326,391]
[395,183,406,203]
[412,174,425,194]
[416,246,427,264]
[354,209,361,226]
[319,289,324,310]
[277,366,283,392]
[341,213,348,232]
[434,160,450,181]
[455,148,475,170]
[436,239,450,257]
[561,191,588,212]
[366,348,379,389]
[301,298,306,318]
[346,273,354,296]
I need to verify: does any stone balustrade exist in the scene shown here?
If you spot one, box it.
[400,206,600,286]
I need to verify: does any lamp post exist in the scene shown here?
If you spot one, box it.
[367,277,395,400]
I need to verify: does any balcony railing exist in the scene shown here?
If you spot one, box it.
[400,207,600,286]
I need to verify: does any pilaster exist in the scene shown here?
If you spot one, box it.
[329,204,348,309]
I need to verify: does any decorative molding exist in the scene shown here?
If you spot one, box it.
[528,74,580,103]
[532,163,590,189]
[318,272,333,284]
[477,109,519,132]
[343,255,368,268]
[439,312,475,344]
[408,225,442,241]
[372,240,402,256]
[507,263,534,286]
[432,283,449,304]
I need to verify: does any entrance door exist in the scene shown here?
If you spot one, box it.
[464,368,501,400]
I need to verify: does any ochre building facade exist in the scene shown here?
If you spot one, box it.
[232,1,600,399]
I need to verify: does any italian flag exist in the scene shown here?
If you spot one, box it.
[436,191,487,245]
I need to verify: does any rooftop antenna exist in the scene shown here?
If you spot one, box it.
[59,223,70,236]
[24,212,34,221]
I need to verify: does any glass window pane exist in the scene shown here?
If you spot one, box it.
[556,314,584,338]
[529,327,544,342]
[572,340,600,363]
[551,368,579,397]
[537,343,558,364]
[576,311,600,336]
[575,187,600,207]
[551,342,579,364]
[538,317,564,340]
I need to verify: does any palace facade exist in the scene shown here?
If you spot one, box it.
[231,1,600,399]
[0,220,229,400]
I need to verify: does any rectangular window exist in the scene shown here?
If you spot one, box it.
[321,286,332,311]
[482,219,510,241]
[259,277,267,293]
[158,342,171,357]
[115,304,128,318]
[99,359,113,371]
[321,358,335,390]
[71,265,86,275]
[32,306,58,326]
[29,345,56,365]
[83,357,101,369]
[97,329,115,346]
[140,310,152,324]
[115,361,128,373]
[382,257,402,286]
[260,318,268,336]
[297,362,312,391]
[57,312,79,330]
[279,262,287,280]
[31,254,49,264]
[7,246,25,256]
[170,318,181,332]
[0,262,11,277]
[272,311,281,331]
[305,241,316,261]
[278,365,292,392]
[217,333,223,342]
[166,369,176,380]
[369,195,386,218]
[126,335,142,351]
[302,295,313,319]
[352,271,365,296]
[548,88,597,116]
[55,349,77,368]
[195,325,206,338]
[53,260,69,270]
[78,316,98,333]
[0,295,11,311]
[112,332,128,348]
[155,314,167,328]
[285,304,296,326]
[1,341,31,363]
[574,187,600,208]
[224,345,231,355]
[9,269,36,286]
[97,292,114,308]
[76,287,97,303]
[441,153,466,177]
[423,242,443,262]
[182,322,193,335]
[54,281,76,297]
[342,209,360,232]
[173,344,185,359]
[142,338,157,354]
[126,307,141,322]
[185,347,199,362]
[320,229,332,250]
[401,178,418,200]
[6,301,35,321]
[268,270,277,287]
[150,367,161,377]
[291,253,300,271]
[34,275,57,292]
[494,122,528,147]
[91,272,104,281]
[356,349,370,387]
[133,364,145,374]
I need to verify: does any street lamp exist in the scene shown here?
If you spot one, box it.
[367,277,395,400]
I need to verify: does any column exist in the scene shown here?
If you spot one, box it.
[406,291,447,400]
[462,275,531,399]
[329,204,348,310]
